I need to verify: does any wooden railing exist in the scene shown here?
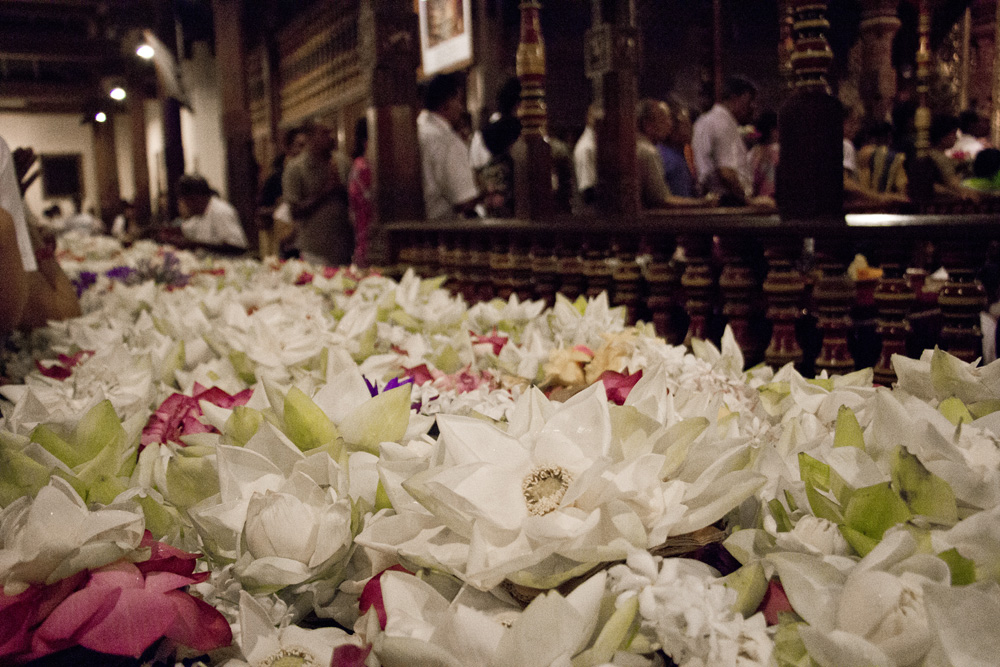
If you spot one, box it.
[385,210,998,381]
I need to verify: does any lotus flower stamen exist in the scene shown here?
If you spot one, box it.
[522,465,572,516]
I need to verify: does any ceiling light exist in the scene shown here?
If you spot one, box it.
[136,44,155,60]
[109,87,126,101]
[95,112,107,123]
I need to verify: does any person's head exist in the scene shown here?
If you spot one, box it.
[286,127,309,158]
[973,148,1000,179]
[352,117,368,160]
[930,114,960,150]
[496,77,522,118]
[665,100,693,146]
[424,72,465,126]
[754,110,778,146]
[721,75,758,124]
[958,109,982,136]
[176,174,213,217]
[300,119,336,157]
[586,103,603,129]
[842,103,863,142]
[636,99,673,144]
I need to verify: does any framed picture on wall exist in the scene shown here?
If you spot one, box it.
[39,154,83,200]
[418,0,473,77]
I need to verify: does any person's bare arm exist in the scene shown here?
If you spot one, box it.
[717,167,749,205]
[0,208,28,335]
[19,224,80,329]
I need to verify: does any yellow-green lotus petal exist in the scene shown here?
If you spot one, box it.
[571,594,639,667]
[375,479,393,512]
[723,561,769,617]
[839,525,878,557]
[339,385,410,455]
[969,400,1000,419]
[769,499,793,532]
[160,339,185,388]
[225,406,264,447]
[799,453,831,493]
[284,386,339,452]
[937,548,976,585]
[229,350,257,385]
[0,447,52,505]
[844,482,912,541]
[805,482,844,525]
[30,426,80,468]
[891,446,958,524]
[74,400,126,465]
[136,493,177,539]
[833,405,865,450]
[166,450,220,508]
[939,396,973,426]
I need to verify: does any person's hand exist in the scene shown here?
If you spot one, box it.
[749,195,776,210]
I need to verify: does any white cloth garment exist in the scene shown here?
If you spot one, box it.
[692,104,752,199]
[418,110,479,220]
[573,126,597,193]
[181,196,248,249]
[0,137,37,272]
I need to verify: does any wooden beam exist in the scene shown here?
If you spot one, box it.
[0,80,94,103]
[0,35,113,63]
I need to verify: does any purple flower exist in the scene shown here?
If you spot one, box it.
[363,376,414,398]
[105,266,137,283]
[72,272,98,297]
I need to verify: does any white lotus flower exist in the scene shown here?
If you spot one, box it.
[372,569,609,667]
[0,477,144,595]
[402,383,657,589]
[225,590,367,667]
[607,551,773,667]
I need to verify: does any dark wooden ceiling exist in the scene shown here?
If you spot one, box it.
[0,0,209,115]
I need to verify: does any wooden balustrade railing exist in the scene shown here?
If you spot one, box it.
[385,210,1000,380]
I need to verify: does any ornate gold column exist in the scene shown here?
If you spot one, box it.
[514,1,554,220]
[858,0,901,121]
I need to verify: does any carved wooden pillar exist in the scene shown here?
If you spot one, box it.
[128,94,151,229]
[156,0,184,221]
[970,0,996,119]
[779,0,796,89]
[361,0,423,255]
[718,237,763,361]
[644,236,680,342]
[812,243,856,375]
[510,236,534,302]
[858,0,901,122]
[776,0,843,220]
[908,0,936,203]
[556,240,586,301]
[592,0,640,219]
[939,244,988,363]
[469,235,493,302]
[531,233,559,306]
[992,0,1000,145]
[764,238,806,369]
[491,233,515,300]
[515,1,553,220]
[214,0,258,252]
[873,264,915,386]
[92,117,121,225]
[583,237,614,300]
[612,235,642,325]
[679,235,715,348]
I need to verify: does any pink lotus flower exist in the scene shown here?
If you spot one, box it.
[332,643,372,667]
[358,565,411,630]
[758,579,792,626]
[295,271,314,285]
[598,369,643,406]
[141,383,253,450]
[36,350,94,381]
[0,532,231,663]
[470,328,509,356]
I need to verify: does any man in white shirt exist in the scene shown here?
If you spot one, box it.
[177,175,248,250]
[0,137,38,274]
[692,76,758,205]
[573,105,600,205]
[417,73,479,220]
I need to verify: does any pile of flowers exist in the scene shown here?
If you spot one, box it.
[1,234,999,667]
